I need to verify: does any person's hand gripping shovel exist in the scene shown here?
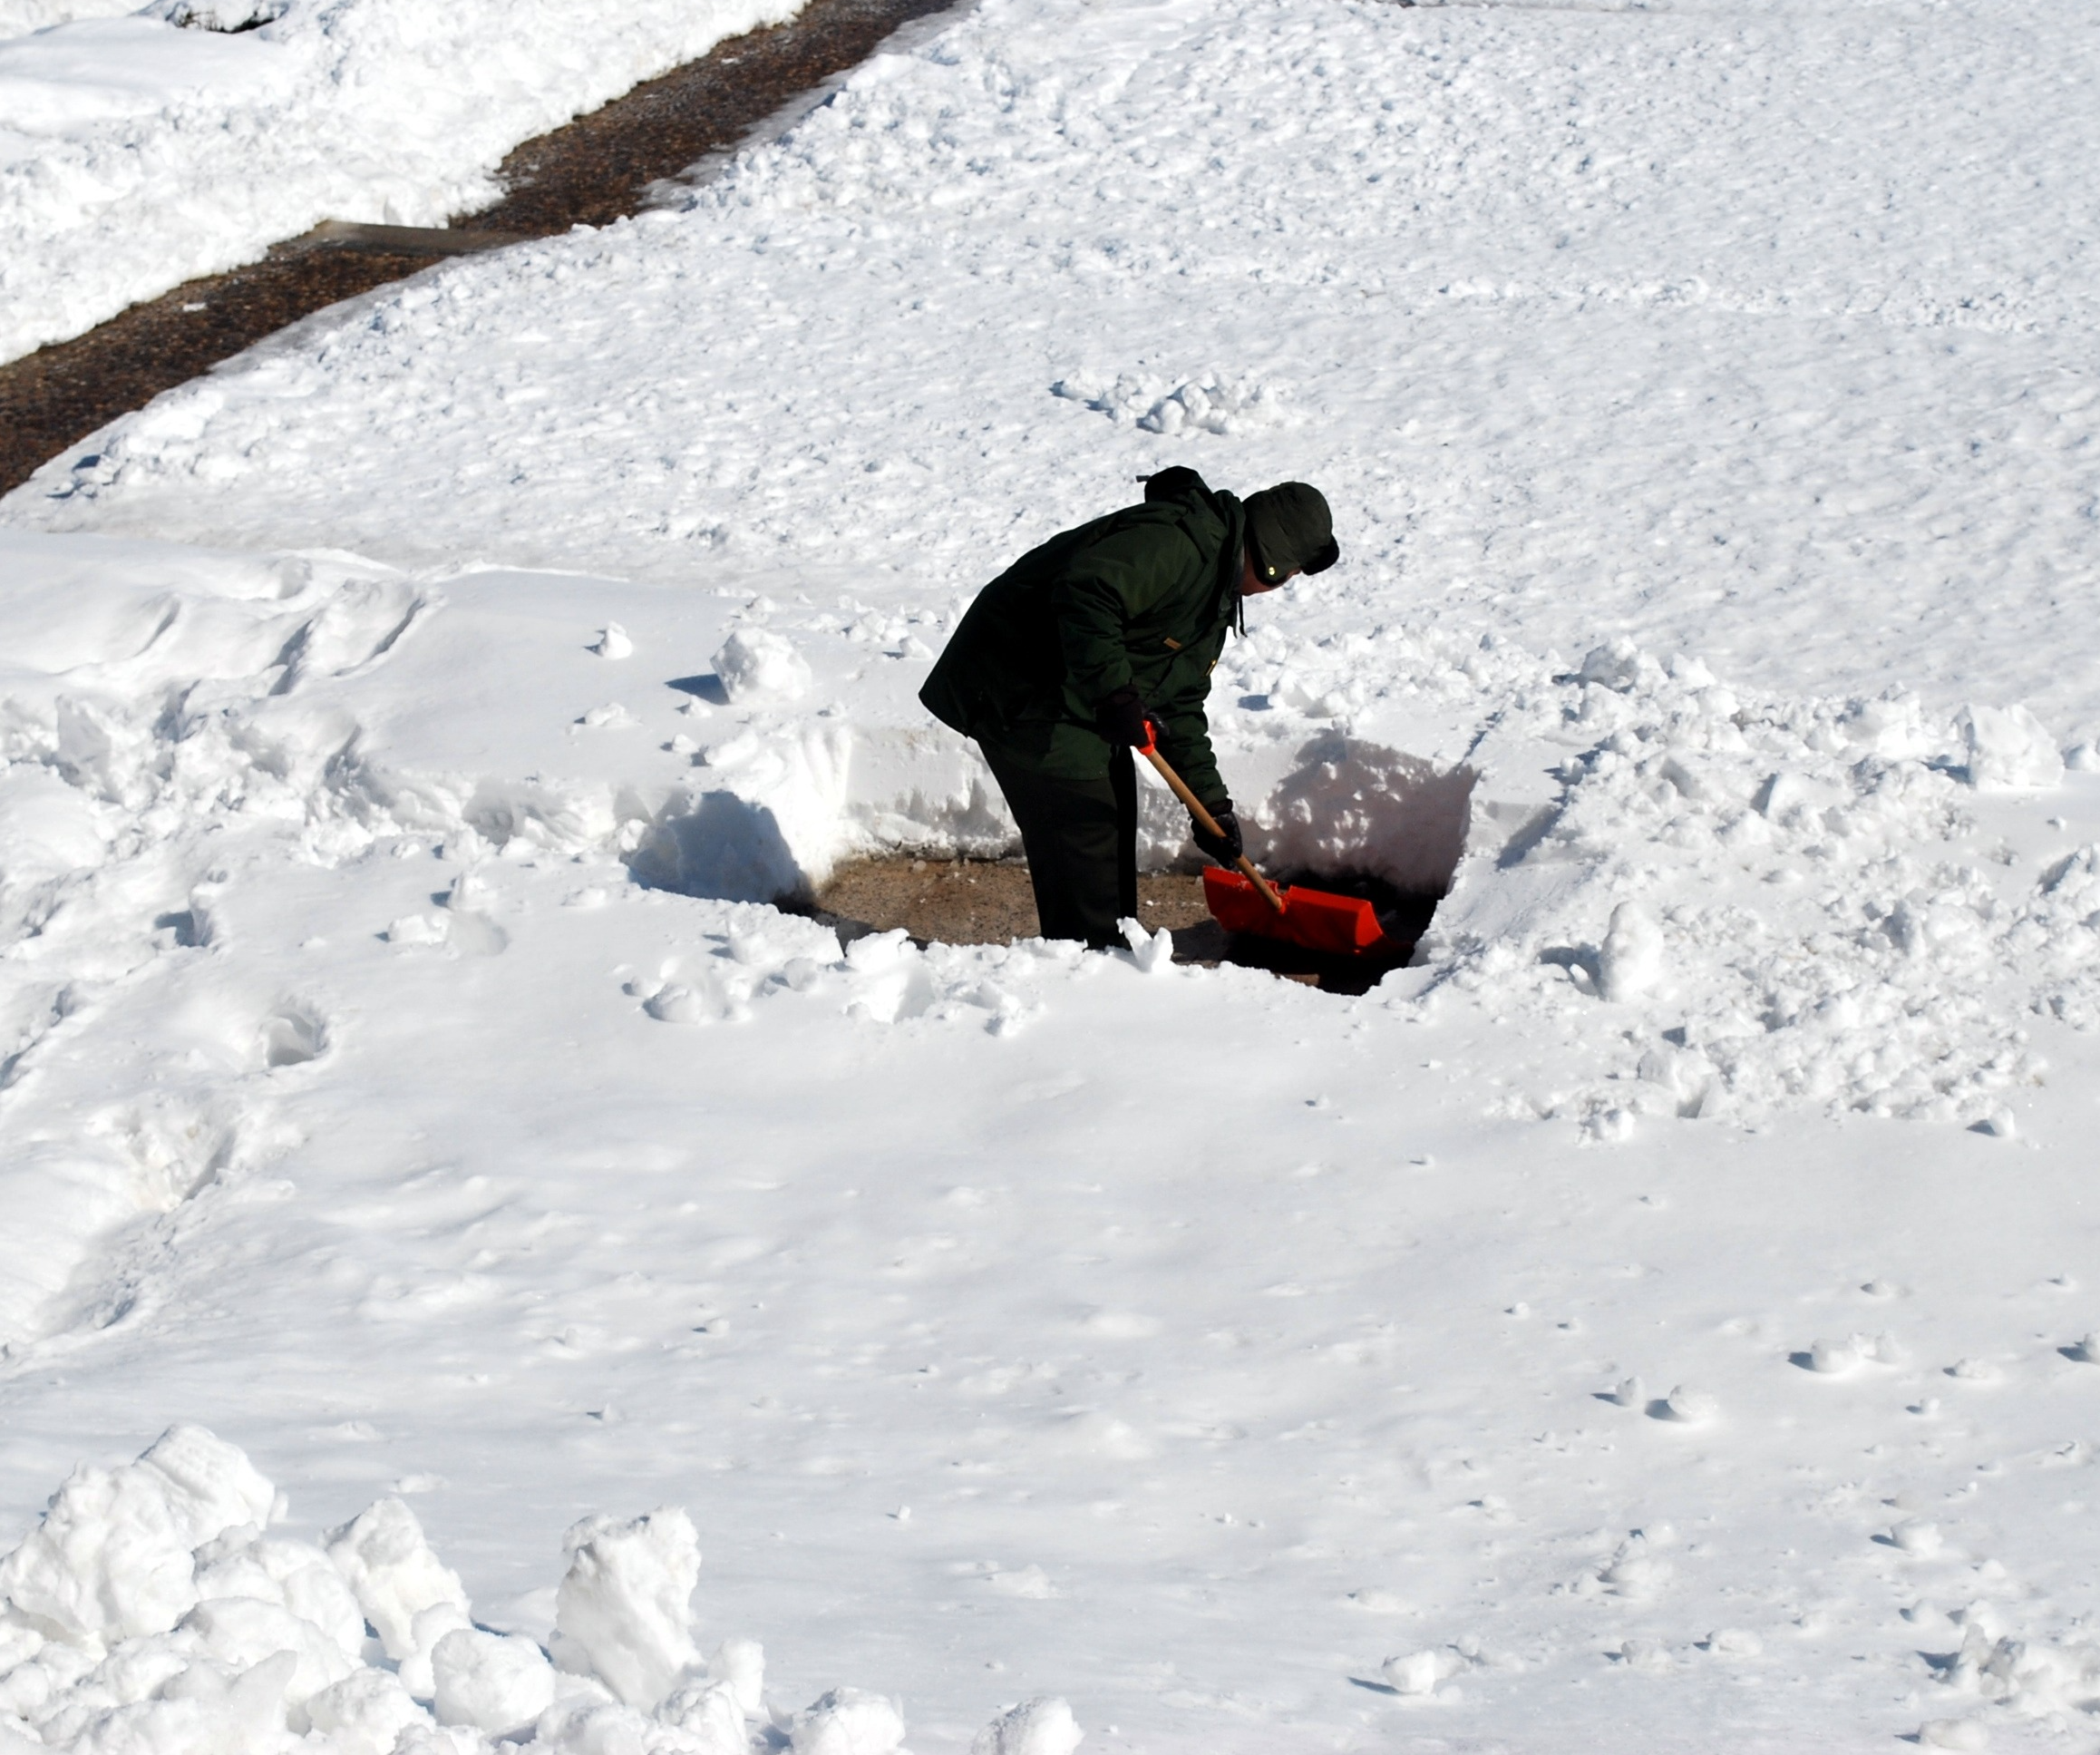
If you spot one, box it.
[1133,716,1387,957]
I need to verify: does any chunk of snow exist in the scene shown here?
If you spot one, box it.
[1381,1650,1456,1695]
[1120,918,1173,974]
[323,1497,472,1678]
[792,1686,908,1755]
[713,629,811,704]
[705,1638,764,1719]
[304,1668,433,1755]
[1807,1338,1859,1374]
[551,1508,701,1709]
[1598,902,1663,1003]
[1577,639,1644,692]
[971,1695,1084,1755]
[431,1626,557,1738]
[1960,704,2062,792]
[658,1676,751,1755]
[0,1423,275,1645]
[1662,1385,1716,1424]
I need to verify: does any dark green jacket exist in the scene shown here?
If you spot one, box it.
[919,469,1245,809]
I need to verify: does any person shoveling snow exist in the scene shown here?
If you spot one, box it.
[919,466,1338,949]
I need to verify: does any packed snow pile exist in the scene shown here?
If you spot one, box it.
[0,0,806,364]
[1416,639,2087,1134]
[0,1424,1075,1755]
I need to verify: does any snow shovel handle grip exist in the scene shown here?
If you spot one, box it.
[1139,746,1287,915]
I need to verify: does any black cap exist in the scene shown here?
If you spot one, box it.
[1244,483,1338,585]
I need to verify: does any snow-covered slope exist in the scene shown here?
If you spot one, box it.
[6,0,2100,1750]
[0,0,805,365]
[12,0,2099,723]
[0,0,135,35]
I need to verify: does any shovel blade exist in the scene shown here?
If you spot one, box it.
[1202,868,1385,955]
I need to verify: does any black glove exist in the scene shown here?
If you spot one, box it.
[1191,804,1242,866]
[1100,685,1154,749]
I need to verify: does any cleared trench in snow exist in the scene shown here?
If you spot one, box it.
[764,736,1476,992]
[792,856,1445,993]
[615,680,1481,993]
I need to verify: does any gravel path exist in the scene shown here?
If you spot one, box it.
[0,0,959,496]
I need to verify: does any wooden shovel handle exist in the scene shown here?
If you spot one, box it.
[1139,744,1287,915]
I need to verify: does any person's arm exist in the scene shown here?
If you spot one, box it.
[1149,668,1227,813]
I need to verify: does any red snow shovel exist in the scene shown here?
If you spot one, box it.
[1139,739,1387,956]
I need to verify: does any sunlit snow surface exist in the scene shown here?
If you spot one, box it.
[0,0,804,364]
[6,0,2100,1750]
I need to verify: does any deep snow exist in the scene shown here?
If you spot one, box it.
[6,0,2100,1750]
[0,0,806,365]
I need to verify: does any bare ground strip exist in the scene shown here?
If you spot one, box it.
[799,859,1439,996]
[0,0,962,497]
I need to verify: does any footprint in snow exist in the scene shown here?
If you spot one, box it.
[1918,1718,1990,1751]
[259,1004,326,1069]
[1700,1629,1763,1657]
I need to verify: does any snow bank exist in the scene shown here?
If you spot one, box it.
[0,530,1145,1344]
[1416,637,2084,1133]
[0,528,1474,916]
[0,1426,1072,1755]
[0,0,806,364]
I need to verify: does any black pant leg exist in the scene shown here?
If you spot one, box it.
[1109,742,1138,928]
[982,745,1134,950]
